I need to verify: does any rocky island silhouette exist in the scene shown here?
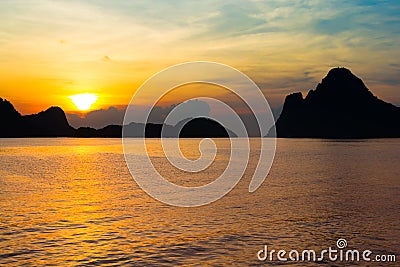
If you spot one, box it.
[0,98,233,138]
[1,68,399,138]
[270,68,400,138]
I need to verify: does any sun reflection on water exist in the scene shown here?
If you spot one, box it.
[0,138,399,266]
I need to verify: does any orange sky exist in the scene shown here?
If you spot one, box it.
[0,1,399,115]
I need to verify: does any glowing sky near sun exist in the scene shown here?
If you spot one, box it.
[0,0,399,114]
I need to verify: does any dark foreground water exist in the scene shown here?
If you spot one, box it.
[0,138,399,266]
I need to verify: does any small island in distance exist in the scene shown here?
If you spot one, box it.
[0,98,235,138]
[1,67,399,139]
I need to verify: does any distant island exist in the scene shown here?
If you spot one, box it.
[1,67,399,138]
[270,67,400,138]
[0,98,233,138]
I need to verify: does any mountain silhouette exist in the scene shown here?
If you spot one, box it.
[0,98,25,136]
[271,68,400,138]
[122,118,235,138]
[179,118,235,137]
[2,67,399,139]
[0,98,75,137]
[0,98,233,138]
[24,107,76,137]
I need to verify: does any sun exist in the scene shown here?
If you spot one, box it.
[69,93,98,111]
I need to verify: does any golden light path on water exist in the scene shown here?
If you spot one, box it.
[0,138,399,265]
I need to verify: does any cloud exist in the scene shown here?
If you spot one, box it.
[154,99,211,126]
[65,99,276,137]
[314,17,352,35]
[205,3,269,37]
[1,0,399,110]
[66,100,212,128]
[102,55,111,61]
[67,106,125,129]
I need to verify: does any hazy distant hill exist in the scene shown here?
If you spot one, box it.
[2,68,399,138]
[270,68,400,138]
[0,98,233,138]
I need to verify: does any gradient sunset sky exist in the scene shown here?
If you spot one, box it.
[0,0,399,115]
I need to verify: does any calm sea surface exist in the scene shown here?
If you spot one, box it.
[0,138,399,266]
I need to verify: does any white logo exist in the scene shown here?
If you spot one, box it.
[122,62,276,207]
[336,238,348,249]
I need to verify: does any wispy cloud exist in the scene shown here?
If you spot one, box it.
[0,0,399,111]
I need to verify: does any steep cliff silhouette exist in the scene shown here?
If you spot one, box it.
[272,68,400,138]
[0,98,25,137]
[0,98,75,137]
[3,67,399,139]
[0,98,232,138]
